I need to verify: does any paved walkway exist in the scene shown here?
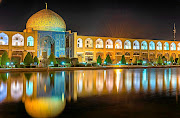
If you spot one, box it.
[0,65,179,72]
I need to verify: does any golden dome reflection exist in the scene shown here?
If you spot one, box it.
[26,9,66,32]
[25,97,66,118]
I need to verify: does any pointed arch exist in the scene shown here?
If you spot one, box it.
[96,38,103,48]
[170,42,176,50]
[156,41,162,50]
[124,40,131,49]
[85,38,93,48]
[115,39,122,49]
[133,40,140,49]
[177,43,180,51]
[105,39,113,49]
[164,42,169,50]
[27,36,34,46]
[12,34,24,46]
[77,38,83,48]
[141,41,148,50]
[149,41,155,50]
[0,32,8,45]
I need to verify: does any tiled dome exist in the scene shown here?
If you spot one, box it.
[26,9,66,32]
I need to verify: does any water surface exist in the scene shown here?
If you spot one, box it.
[0,68,180,117]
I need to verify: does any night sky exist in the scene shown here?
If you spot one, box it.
[0,0,180,40]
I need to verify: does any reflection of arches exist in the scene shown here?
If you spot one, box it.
[105,39,113,49]
[0,82,7,103]
[85,38,93,48]
[96,38,103,48]
[115,39,122,49]
[156,41,162,50]
[0,32,8,45]
[171,42,176,50]
[141,41,148,50]
[106,71,114,92]
[96,71,104,92]
[77,38,83,48]
[149,41,155,50]
[11,81,23,100]
[133,40,140,49]
[164,42,169,50]
[26,81,33,96]
[12,34,24,46]
[124,40,131,49]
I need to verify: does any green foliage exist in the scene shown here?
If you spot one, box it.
[56,57,70,65]
[105,54,112,64]
[132,57,137,65]
[121,55,126,64]
[157,56,163,65]
[97,55,102,65]
[11,57,21,65]
[24,52,33,66]
[48,52,57,64]
[137,60,143,65]
[169,56,174,64]
[33,56,39,64]
[162,56,167,64]
[1,51,10,66]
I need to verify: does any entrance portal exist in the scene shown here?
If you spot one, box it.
[38,36,55,59]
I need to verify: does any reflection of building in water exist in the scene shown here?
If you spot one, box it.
[1,69,180,116]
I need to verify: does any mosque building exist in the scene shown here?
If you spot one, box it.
[0,6,180,63]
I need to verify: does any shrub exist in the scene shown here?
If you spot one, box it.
[24,52,33,66]
[169,56,174,64]
[105,54,112,64]
[1,51,10,67]
[48,52,57,65]
[121,55,126,65]
[157,56,163,65]
[177,56,180,65]
[34,56,39,65]
[97,55,102,65]
[137,60,143,65]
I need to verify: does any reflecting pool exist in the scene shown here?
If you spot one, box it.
[1,68,180,117]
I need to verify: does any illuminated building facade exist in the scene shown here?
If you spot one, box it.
[0,7,180,63]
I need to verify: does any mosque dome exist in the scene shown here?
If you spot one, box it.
[26,9,66,32]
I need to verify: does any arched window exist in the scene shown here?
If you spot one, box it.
[156,41,162,50]
[0,32,8,45]
[77,38,83,48]
[133,40,140,49]
[96,38,103,48]
[85,38,93,48]
[105,39,113,49]
[115,39,122,49]
[12,34,24,46]
[149,41,155,50]
[164,42,169,50]
[171,42,176,50]
[141,41,147,50]
[27,36,34,46]
[124,40,131,49]
[177,43,180,51]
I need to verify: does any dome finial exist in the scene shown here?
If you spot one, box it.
[45,2,48,10]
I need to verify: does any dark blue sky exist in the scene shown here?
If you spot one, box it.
[0,0,180,40]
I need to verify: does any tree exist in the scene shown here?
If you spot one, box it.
[157,56,163,65]
[121,55,126,65]
[48,52,57,64]
[24,52,33,66]
[162,56,167,64]
[105,54,112,64]
[33,56,39,65]
[132,56,137,65]
[97,55,102,65]
[1,51,10,67]
[169,56,174,64]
